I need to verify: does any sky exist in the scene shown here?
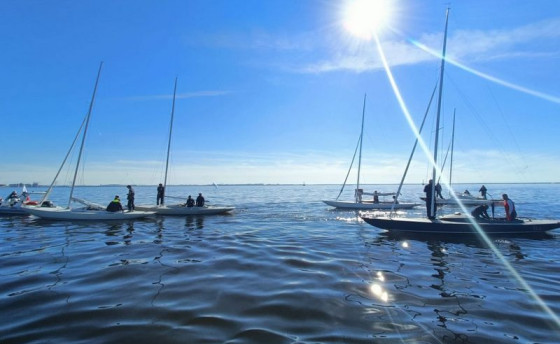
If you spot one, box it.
[1,0,559,186]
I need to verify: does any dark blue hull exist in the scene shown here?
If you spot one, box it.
[361,215,560,235]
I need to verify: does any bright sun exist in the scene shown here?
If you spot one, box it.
[343,0,394,39]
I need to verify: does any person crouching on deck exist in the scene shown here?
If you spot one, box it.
[107,195,123,212]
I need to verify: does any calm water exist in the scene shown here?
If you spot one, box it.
[1,183,560,343]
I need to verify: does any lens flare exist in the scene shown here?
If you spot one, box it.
[343,0,394,39]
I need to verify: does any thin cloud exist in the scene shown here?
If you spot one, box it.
[122,90,233,101]
[299,18,560,73]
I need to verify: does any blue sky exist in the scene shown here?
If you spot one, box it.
[1,0,559,186]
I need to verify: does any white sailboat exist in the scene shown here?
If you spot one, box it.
[422,112,502,206]
[24,63,154,221]
[323,94,419,210]
[135,78,234,216]
[361,9,560,235]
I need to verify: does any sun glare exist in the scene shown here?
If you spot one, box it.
[343,0,394,39]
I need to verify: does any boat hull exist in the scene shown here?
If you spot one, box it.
[323,200,418,210]
[0,206,29,216]
[361,215,560,235]
[24,206,155,221]
[135,204,234,215]
[420,197,502,206]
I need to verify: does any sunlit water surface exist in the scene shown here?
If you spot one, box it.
[1,184,560,343]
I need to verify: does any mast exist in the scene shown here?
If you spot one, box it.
[430,9,449,218]
[356,93,366,201]
[41,114,88,204]
[449,109,456,189]
[163,77,178,190]
[68,62,103,208]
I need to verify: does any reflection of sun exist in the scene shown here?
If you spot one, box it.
[343,0,394,39]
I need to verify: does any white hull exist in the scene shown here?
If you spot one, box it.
[421,196,502,206]
[24,206,155,221]
[323,200,419,210]
[135,203,234,215]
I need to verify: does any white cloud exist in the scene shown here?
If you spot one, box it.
[298,18,560,73]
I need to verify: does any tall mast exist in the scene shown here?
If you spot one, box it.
[356,93,366,192]
[163,77,178,190]
[68,62,103,208]
[430,9,449,218]
[41,114,88,204]
[449,109,456,189]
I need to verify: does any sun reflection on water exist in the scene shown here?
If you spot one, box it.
[370,271,390,302]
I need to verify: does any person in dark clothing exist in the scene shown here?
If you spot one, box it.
[424,179,435,219]
[435,183,444,199]
[479,185,488,199]
[471,204,490,219]
[196,193,205,207]
[126,185,135,211]
[157,183,165,205]
[106,195,124,212]
[185,195,195,207]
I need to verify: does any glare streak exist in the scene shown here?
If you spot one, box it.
[411,40,560,104]
[374,30,560,329]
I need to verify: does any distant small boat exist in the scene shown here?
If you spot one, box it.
[421,192,502,206]
[322,94,419,210]
[324,196,417,210]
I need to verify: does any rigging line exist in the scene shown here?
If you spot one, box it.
[356,93,367,192]
[447,72,529,180]
[40,113,89,204]
[336,135,361,201]
[408,37,560,105]
[163,77,178,190]
[390,81,438,214]
[335,95,366,201]
[68,62,103,208]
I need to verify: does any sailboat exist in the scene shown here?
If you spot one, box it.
[0,185,43,216]
[135,78,234,216]
[323,94,419,210]
[24,63,154,221]
[361,10,560,235]
[421,112,502,207]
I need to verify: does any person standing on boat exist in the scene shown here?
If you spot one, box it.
[424,179,435,219]
[196,193,205,207]
[157,183,165,205]
[106,195,123,212]
[126,185,135,211]
[502,194,517,221]
[435,183,444,199]
[479,185,488,199]
[373,191,379,203]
